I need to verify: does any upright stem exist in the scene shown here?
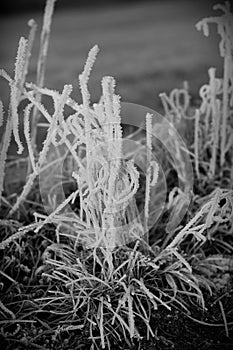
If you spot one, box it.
[30,0,56,151]
[220,54,229,168]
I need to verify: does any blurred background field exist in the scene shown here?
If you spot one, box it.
[0,0,222,113]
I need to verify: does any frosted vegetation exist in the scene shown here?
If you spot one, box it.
[0,1,232,348]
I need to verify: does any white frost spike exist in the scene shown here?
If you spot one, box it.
[79,45,99,108]
[54,84,73,124]
[12,37,28,155]
[79,45,99,192]
[14,37,28,83]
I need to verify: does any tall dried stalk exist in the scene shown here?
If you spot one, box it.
[30,0,57,150]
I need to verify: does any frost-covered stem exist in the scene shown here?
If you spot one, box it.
[31,0,56,150]
[144,113,153,243]
[0,108,12,203]
[12,37,28,155]
[8,171,36,216]
[205,187,221,229]
[208,68,219,178]
[24,103,37,173]
[79,45,99,192]
[102,76,117,202]
[0,300,16,319]
[0,223,39,250]
[0,98,4,209]
[0,37,28,202]
[102,76,118,249]
[209,99,220,178]
[34,189,79,233]
[194,109,200,179]
[73,172,84,221]
[220,54,230,167]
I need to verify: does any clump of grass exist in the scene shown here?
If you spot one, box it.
[35,237,207,349]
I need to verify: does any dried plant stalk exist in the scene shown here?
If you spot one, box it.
[30,0,57,149]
